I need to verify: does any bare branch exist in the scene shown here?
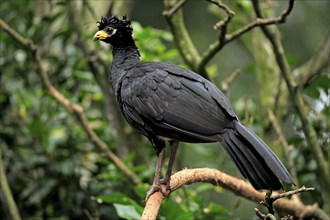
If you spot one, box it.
[0,150,22,220]
[255,208,267,220]
[198,0,295,73]
[162,0,187,17]
[270,186,314,202]
[163,0,210,79]
[293,32,330,89]
[141,168,323,219]
[220,68,240,94]
[207,0,235,31]
[0,19,142,185]
[258,187,315,219]
[267,108,298,185]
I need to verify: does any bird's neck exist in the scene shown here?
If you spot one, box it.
[112,45,140,69]
[110,44,141,95]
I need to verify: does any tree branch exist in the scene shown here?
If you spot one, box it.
[198,0,294,73]
[251,0,330,189]
[267,108,298,185]
[141,168,325,220]
[259,187,314,216]
[0,19,142,185]
[293,32,330,89]
[0,149,22,220]
[162,0,187,17]
[207,0,235,40]
[220,68,240,94]
[163,0,209,79]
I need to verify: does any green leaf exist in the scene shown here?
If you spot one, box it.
[96,192,143,214]
[133,183,149,200]
[113,204,141,220]
[206,202,228,215]
[304,75,330,99]
[48,126,67,153]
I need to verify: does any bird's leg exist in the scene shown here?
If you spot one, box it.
[146,140,166,200]
[160,140,179,192]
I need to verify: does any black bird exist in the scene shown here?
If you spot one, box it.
[93,16,294,198]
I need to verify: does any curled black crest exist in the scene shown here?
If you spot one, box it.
[97,15,132,31]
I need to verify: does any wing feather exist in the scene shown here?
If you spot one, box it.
[120,62,236,142]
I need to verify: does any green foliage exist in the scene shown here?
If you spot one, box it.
[133,22,179,62]
[1,0,329,219]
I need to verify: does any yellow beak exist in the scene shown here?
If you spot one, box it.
[93,30,109,41]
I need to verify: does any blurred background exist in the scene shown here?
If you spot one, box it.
[1,0,329,219]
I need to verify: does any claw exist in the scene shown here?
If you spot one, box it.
[145,183,170,201]
[160,177,171,192]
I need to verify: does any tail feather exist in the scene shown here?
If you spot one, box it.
[223,134,264,189]
[220,121,294,190]
[228,131,275,188]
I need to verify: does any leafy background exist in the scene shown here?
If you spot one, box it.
[0,0,329,219]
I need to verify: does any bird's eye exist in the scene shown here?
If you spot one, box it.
[106,27,115,35]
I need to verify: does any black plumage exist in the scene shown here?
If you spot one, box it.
[93,16,294,197]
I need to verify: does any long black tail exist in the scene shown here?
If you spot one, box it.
[220,121,294,190]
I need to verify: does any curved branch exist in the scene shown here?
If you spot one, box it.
[162,0,187,17]
[141,168,325,220]
[267,108,298,185]
[220,68,240,94]
[0,19,142,185]
[0,149,22,220]
[293,32,330,88]
[163,0,209,79]
[198,0,295,73]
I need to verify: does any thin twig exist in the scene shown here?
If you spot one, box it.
[220,68,240,94]
[0,149,22,220]
[293,31,330,89]
[207,0,235,30]
[162,0,187,17]
[259,186,315,218]
[207,0,235,65]
[267,108,298,185]
[198,0,295,73]
[163,0,209,79]
[0,19,142,185]
[270,186,314,202]
[255,208,277,220]
[255,208,267,219]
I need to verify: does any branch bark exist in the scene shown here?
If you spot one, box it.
[141,168,326,220]
[198,0,294,74]
[0,18,142,185]
[293,32,330,88]
[267,108,298,185]
[163,0,209,79]
[0,149,22,220]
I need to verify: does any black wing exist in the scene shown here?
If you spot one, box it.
[120,62,237,142]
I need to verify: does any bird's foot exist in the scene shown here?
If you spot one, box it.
[160,177,171,192]
[145,180,171,201]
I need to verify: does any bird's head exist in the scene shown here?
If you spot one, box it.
[93,15,133,45]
